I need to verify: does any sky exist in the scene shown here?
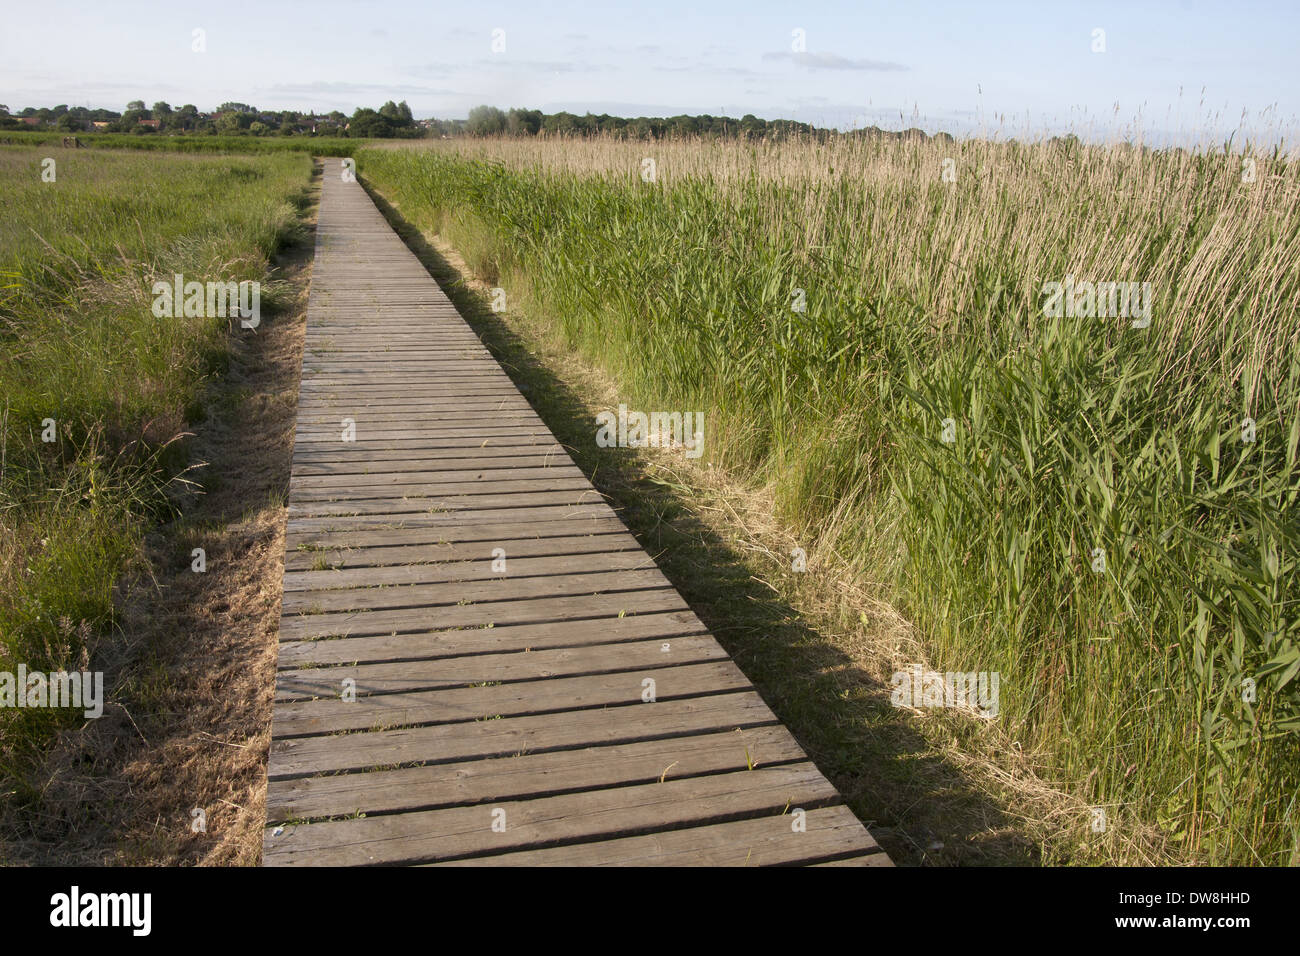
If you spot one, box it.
[2,0,1298,144]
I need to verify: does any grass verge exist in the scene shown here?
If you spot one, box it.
[0,146,314,856]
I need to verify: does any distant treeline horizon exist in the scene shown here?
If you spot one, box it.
[0,100,960,143]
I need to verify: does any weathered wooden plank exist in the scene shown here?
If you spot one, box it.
[433,805,891,867]
[290,437,566,459]
[296,405,537,422]
[296,386,517,396]
[296,382,521,395]
[266,725,805,823]
[290,451,571,476]
[272,660,748,736]
[263,763,836,865]
[288,475,593,504]
[267,690,780,780]
[288,433,558,453]
[283,547,653,589]
[300,364,503,374]
[291,466,583,489]
[277,588,692,641]
[286,540,636,575]
[281,567,675,614]
[808,853,893,866]
[283,521,631,566]
[276,609,711,668]
[296,406,539,422]
[285,488,603,518]
[283,503,617,535]
[294,425,552,442]
[275,635,732,700]
[298,375,517,387]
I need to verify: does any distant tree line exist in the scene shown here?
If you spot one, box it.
[0,101,956,143]
[460,106,957,143]
[0,100,424,138]
[464,105,839,141]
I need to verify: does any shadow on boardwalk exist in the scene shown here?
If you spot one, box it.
[362,182,1041,866]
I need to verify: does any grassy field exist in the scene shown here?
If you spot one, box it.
[0,146,312,789]
[0,129,356,156]
[356,134,1300,865]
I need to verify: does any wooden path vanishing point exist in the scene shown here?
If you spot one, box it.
[261,159,891,866]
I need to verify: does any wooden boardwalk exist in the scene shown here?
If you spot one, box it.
[261,159,891,866]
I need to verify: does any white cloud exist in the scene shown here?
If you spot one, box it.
[761,51,908,71]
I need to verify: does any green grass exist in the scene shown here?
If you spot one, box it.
[0,129,356,156]
[0,146,312,781]
[356,135,1300,864]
